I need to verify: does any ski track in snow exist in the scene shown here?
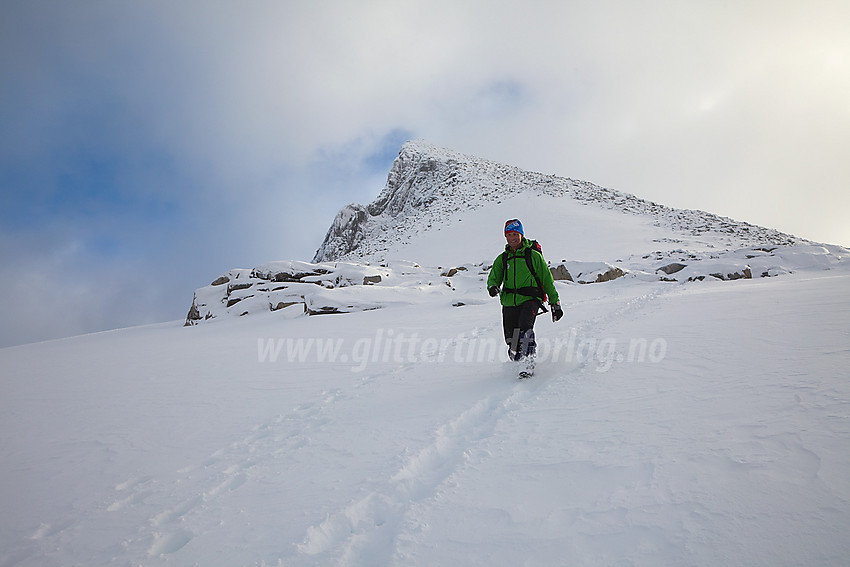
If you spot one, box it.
[105,356,418,563]
[295,379,537,565]
[286,283,675,566]
[84,283,671,567]
[48,320,503,565]
[1,358,404,565]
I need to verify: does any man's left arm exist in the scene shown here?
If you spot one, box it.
[533,252,559,305]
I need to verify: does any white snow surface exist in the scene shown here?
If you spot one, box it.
[2,268,850,566]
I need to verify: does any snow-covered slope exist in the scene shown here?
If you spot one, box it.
[2,269,849,566]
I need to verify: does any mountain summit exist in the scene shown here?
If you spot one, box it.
[314,140,802,265]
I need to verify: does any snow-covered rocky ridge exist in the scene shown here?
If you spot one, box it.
[184,244,848,326]
[314,140,804,264]
[186,141,848,326]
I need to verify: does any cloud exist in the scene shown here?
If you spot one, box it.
[0,223,165,347]
[1,0,849,346]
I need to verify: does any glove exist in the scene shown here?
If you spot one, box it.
[488,285,500,297]
[551,303,563,322]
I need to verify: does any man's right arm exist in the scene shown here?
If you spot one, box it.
[487,253,504,290]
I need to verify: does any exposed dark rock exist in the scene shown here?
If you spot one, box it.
[550,264,574,282]
[441,266,468,278]
[271,272,320,283]
[710,267,752,281]
[592,266,625,283]
[363,275,382,285]
[211,276,230,286]
[657,262,687,275]
[251,266,331,283]
[306,305,343,315]
[312,204,369,262]
[227,296,249,308]
[368,148,444,218]
[227,282,253,294]
[185,299,201,326]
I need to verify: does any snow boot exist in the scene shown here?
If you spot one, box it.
[519,355,536,379]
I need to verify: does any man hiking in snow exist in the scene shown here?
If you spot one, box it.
[487,219,563,377]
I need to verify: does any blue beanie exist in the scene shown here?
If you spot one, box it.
[504,219,524,235]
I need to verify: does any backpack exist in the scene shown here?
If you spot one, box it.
[501,239,548,311]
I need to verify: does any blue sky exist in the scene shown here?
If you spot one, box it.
[1,0,848,347]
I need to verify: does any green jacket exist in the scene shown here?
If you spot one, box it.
[488,238,560,307]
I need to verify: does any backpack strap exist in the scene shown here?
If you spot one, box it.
[523,246,543,294]
[523,246,549,314]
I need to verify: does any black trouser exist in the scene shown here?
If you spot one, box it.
[502,300,539,360]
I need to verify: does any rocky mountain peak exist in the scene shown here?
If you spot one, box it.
[367,140,454,217]
[313,140,471,262]
[313,140,805,264]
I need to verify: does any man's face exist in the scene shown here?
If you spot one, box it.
[505,231,522,250]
